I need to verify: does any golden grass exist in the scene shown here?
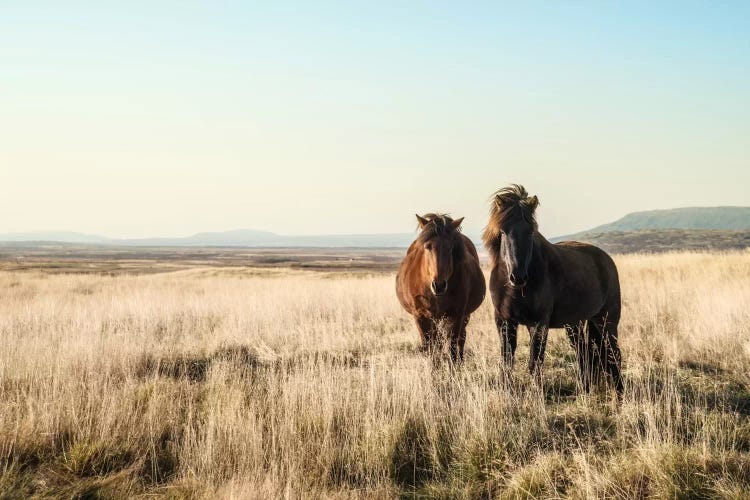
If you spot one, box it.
[1,252,750,498]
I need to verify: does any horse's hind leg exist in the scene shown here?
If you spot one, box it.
[585,320,606,388]
[589,314,624,397]
[565,322,592,391]
[601,320,624,397]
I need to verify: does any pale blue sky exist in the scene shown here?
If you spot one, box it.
[1,1,748,238]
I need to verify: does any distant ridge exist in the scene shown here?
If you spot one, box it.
[559,229,750,254]
[548,206,750,254]
[2,206,748,250]
[554,206,750,241]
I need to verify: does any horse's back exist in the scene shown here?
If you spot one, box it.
[554,240,616,269]
[553,240,619,284]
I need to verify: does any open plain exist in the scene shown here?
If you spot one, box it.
[1,249,750,498]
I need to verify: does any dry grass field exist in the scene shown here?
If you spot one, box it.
[1,251,750,498]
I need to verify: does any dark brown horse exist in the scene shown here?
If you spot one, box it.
[482,185,623,395]
[396,214,486,362]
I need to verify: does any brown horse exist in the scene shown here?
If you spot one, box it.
[396,214,486,362]
[482,185,623,395]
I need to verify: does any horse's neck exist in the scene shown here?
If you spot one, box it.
[531,232,552,267]
[533,231,551,249]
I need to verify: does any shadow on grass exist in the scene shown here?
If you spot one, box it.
[2,425,181,499]
[390,417,437,490]
[678,359,727,376]
[134,344,372,382]
[628,364,750,417]
[683,381,750,416]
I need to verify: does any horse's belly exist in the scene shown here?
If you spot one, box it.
[548,301,603,328]
[496,292,601,328]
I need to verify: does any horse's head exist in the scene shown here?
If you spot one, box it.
[416,213,465,296]
[483,185,539,288]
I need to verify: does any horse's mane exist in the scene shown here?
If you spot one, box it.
[482,184,539,257]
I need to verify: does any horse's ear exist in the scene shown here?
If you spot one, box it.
[416,214,429,228]
[526,195,539,211]
[451,217,464,229]
[494,194,510,209]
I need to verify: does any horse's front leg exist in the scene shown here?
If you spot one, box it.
[448,315,466,363]
[496,316,518,369]
[528,322,549,384]
[415,317,435,353]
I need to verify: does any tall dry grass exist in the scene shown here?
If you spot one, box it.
[1,252,750,498]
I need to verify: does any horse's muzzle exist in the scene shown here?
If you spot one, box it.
[431,280,448,296]
[509,272,528,288]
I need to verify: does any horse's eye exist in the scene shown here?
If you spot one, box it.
[424,242,433,250]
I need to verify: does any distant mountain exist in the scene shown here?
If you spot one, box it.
[0,231,110,244]
[0,229,418,248]
[556,207,750,241]
[4,206,748,250]
[119,229,282,247]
